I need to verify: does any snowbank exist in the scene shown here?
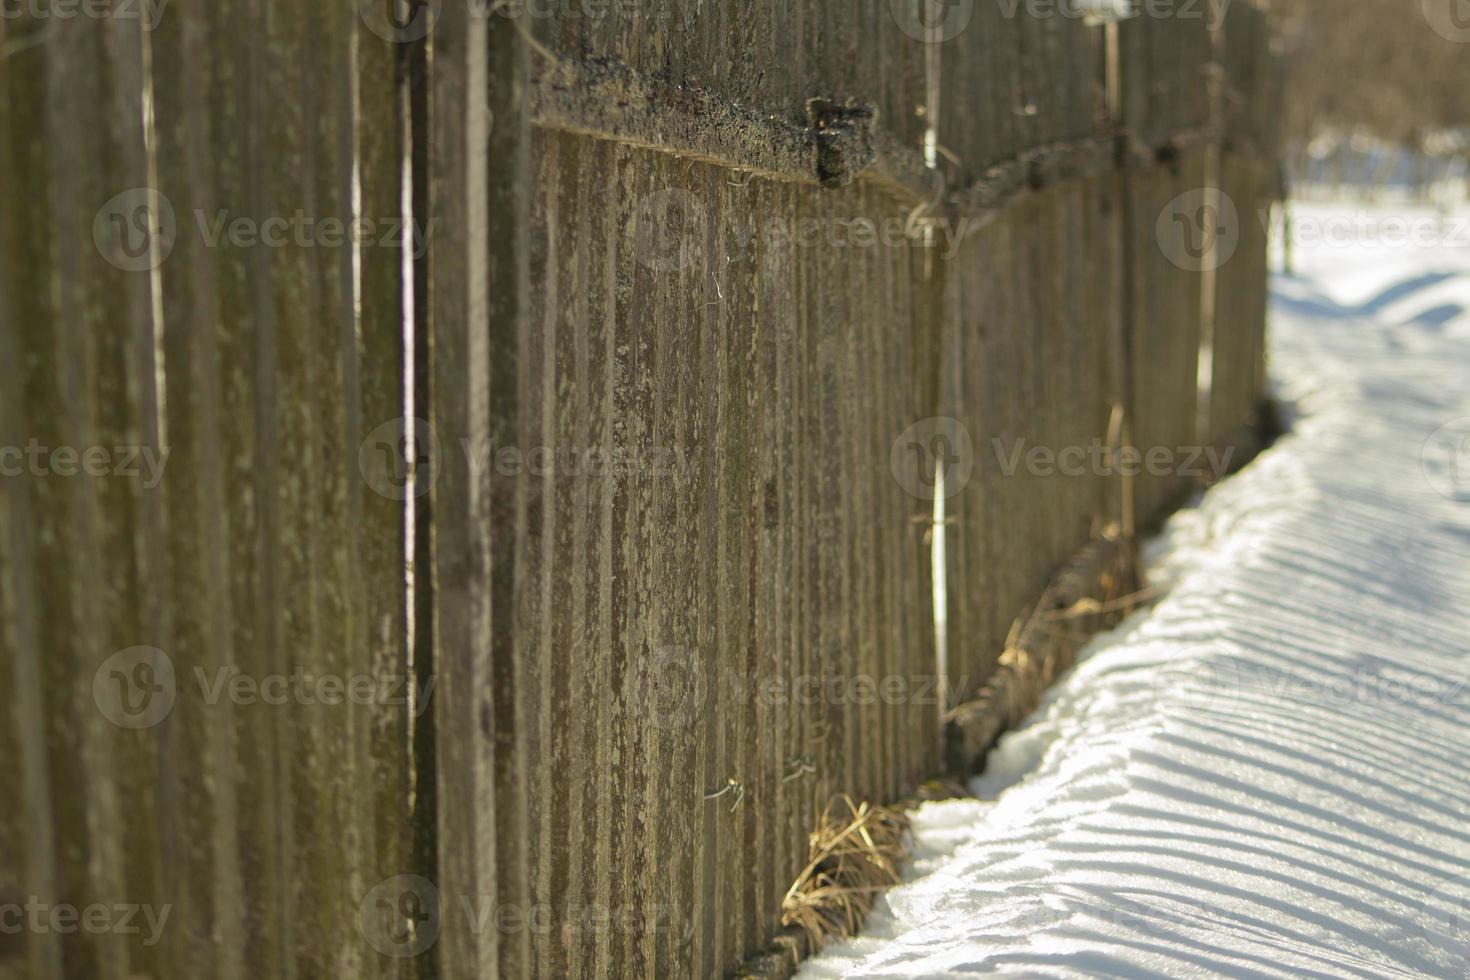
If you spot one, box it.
[801,207,1470,977]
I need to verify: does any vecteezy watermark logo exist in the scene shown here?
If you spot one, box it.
[891,417,974,500]
[92,188,176,273]
[0,897,172,946]
[359,417,442,501]
[95,648,435,729]
[1156,189,1239,273]
[192,210,434,256]
[889,0,975,42]
[93,646,177,729]
[359,875,440,958]
[632,189,706,273]
[990,0,1227,29]
[359,417,692,499]
[94,192,432,271]
[0,0,170,30]
[1280,211,1470,251]
[1155,644,1241,718]
[356,877,676,956]
[0,440,171,487]
[1161,648,1468,716]
[991,438,1235,481]
[360,0,442,42]
[628,646,707,731]
[1422,417,1470,501]
[1423,0,1470,43]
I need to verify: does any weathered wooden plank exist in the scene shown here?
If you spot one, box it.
[430,2,510,976]
[1212,155,1274,446]
[149,1,247,971]
[0,24,64,978]
[525,0,929,153]
[357,9,425,980]
[32,11,162,979]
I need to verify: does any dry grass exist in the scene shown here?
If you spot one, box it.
[993,553,1142,728]
[779,795,910,953]
[945,527,1145,741]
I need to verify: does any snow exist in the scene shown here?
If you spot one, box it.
[800,204,1470,978]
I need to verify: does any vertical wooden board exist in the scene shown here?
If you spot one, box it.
[0,334,48,980]
[876,0,926,150]
[940,230,981,696]
[564,133,612,980]
[266,3,370,972]
[1179,150,1207,480]
[936,0,989,178]
[176,1,276,971]
[823,0,857,100]
[943,211,1020,692]
[821,188,853,804]
[824,186,860,804]
[1087,174,1126,527]
[145,0,416,971]
[694,157,729,978]
[1137,151,1206,522]
[997,207,1031,653]
[859,193,891,804]
[556,131,601,979]
[750,175,801,957]
[0,32,63,976]
[430,3,504,977]
[1124,170,1153,521]
[0,16,58,980]
[1211,156,1243,440]
[148,3,243,973]
[655,152,702,980]
[1247,166,1272,408]
[244,0,366,970]
[615,145,660,980]
[1131,171,1162,520]
[1011,197,1049,610]
[0,436,52,980]
[597,140,638,978]
[356,10,422,980]
[727,169,766,971]
[976,213,1010,674]
[696,166,728,977]
[1036,11,1069,146]
[916,235,947,774]
[1073,21,1106,141]
[1117,16,1152,149]
[765,1,797,133]
[1212,156,1272,444]
[1031,190,1061,570]
[38,12,168,979]
[545,0,926,142]
[99,12,174,975]
[1050,185,1093,550]
[520,124,553,980]
[740,183,772,962]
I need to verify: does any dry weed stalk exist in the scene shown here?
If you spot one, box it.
[778,795,910,952]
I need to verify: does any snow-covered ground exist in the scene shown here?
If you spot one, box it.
[802,204,1470,978]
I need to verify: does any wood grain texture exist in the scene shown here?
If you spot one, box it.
[0,3,421,977]
[1,2,1282,977]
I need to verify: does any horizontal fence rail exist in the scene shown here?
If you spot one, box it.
[0,1,1282,977]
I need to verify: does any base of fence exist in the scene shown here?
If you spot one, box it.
[1209,397,1282,484]
[943,527,1142,777]
[737,399,1280,977]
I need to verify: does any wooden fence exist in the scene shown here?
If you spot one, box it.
[0,1,1280,977]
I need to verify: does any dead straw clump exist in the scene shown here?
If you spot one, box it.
[779,795,910,953]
